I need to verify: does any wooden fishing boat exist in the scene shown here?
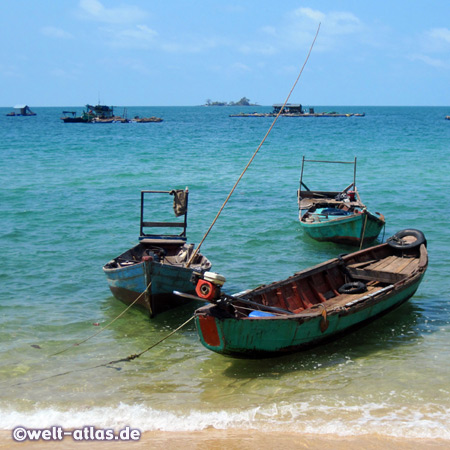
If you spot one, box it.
[298,157,385,245]
[183,229,427,357]
[103,189,211,318]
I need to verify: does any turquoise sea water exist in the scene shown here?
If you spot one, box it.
[1,106,449,439]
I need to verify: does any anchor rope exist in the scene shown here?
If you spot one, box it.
[50,281,152,356]
[11,23,322,386]
[186,23,321,267]
[359,210,369,250]
[10,315,195,387]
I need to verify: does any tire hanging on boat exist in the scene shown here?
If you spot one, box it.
[387,229,426,250]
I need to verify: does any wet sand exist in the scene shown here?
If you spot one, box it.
[1,430,448,449]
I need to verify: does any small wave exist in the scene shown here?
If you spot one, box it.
[1,402,450,439]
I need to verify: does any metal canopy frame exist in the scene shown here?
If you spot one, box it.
[139,189,188,240]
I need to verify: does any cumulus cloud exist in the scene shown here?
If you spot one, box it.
[422,27,450,53]
[409,54,446,68]
[78,0,147,24]
[41,26,74,39]
[412,27,450,67]
[109,24,158,48]
[282,7,364,51]
[160,37,220,53]
[428,27,450,45]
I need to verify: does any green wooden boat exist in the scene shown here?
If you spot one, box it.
[298,157,385,245]
[188,229,427,357]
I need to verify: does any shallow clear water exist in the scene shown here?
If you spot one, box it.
[1,105,449,438]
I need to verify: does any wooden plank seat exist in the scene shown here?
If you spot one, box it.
[346,256,419,284]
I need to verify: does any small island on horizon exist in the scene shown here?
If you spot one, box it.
[203,97,258,107]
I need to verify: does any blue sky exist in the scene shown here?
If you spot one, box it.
[1,0,449,106]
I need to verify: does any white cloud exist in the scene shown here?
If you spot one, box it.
[160,37,221,53]
[49,68,77,78]
[423,27,450,52]
[294,7,325,24]
[41,27,74,39]
[409,54,446,68]
[283,8,363,51]
[110,24,158,48]
[412,27,450,66]
[238,43,276,55]
[78,0,147,24]
[231,62,251,72]
[325,11,362,35]
[428,28,450,45]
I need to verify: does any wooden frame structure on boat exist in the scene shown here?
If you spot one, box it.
[297,157,385,246]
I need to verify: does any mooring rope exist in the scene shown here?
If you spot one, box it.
[186,23,321,267]
[11,315,195,387]
[359,210,369,250]
[13,23,322,387]
[50,281,152,356]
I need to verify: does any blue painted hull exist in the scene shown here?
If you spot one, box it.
[103,260,201,317]
[103,242,211,317]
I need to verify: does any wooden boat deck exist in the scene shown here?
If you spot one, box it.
[346,254,420,285]
[235,252,420,318]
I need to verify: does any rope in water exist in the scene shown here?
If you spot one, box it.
[50,281,152,356]
[14,24,323,387]
[359,211,369,250]
[11,315,195,387]
[186,23,321,268]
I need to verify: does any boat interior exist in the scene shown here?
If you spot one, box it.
[227,243,426,318]
[104,241,211,270]
[301,201,363,223]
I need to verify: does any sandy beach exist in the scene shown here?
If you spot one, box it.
[1,430,449,449]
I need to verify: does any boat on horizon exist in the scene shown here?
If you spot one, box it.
[230,104,365,118]
[61,104,163,123]
[298,157,385,246]
[6,105,36,116]
[184,229,428,358]
[103,188,211,318]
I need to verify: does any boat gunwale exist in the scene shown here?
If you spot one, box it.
[195,243,428,321]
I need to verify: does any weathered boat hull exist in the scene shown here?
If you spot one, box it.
[194,233,427,358]
[300,211,384,245]
[104,257,204,317]
[297,157,385,245]
[195,276,423,357]
[103,189,211,318]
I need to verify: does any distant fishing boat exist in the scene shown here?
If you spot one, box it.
[61,105,163,123]
[61,104,114,123]
[298,157,385,246]
[230,104,365,118]
[103,189,211,318]
[6,105,36,116]
[130,116,163,123]
[60,111,90,123]
[184,229,427,357]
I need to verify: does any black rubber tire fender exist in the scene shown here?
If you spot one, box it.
[338,281,367,295]
[387,229,426,250]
